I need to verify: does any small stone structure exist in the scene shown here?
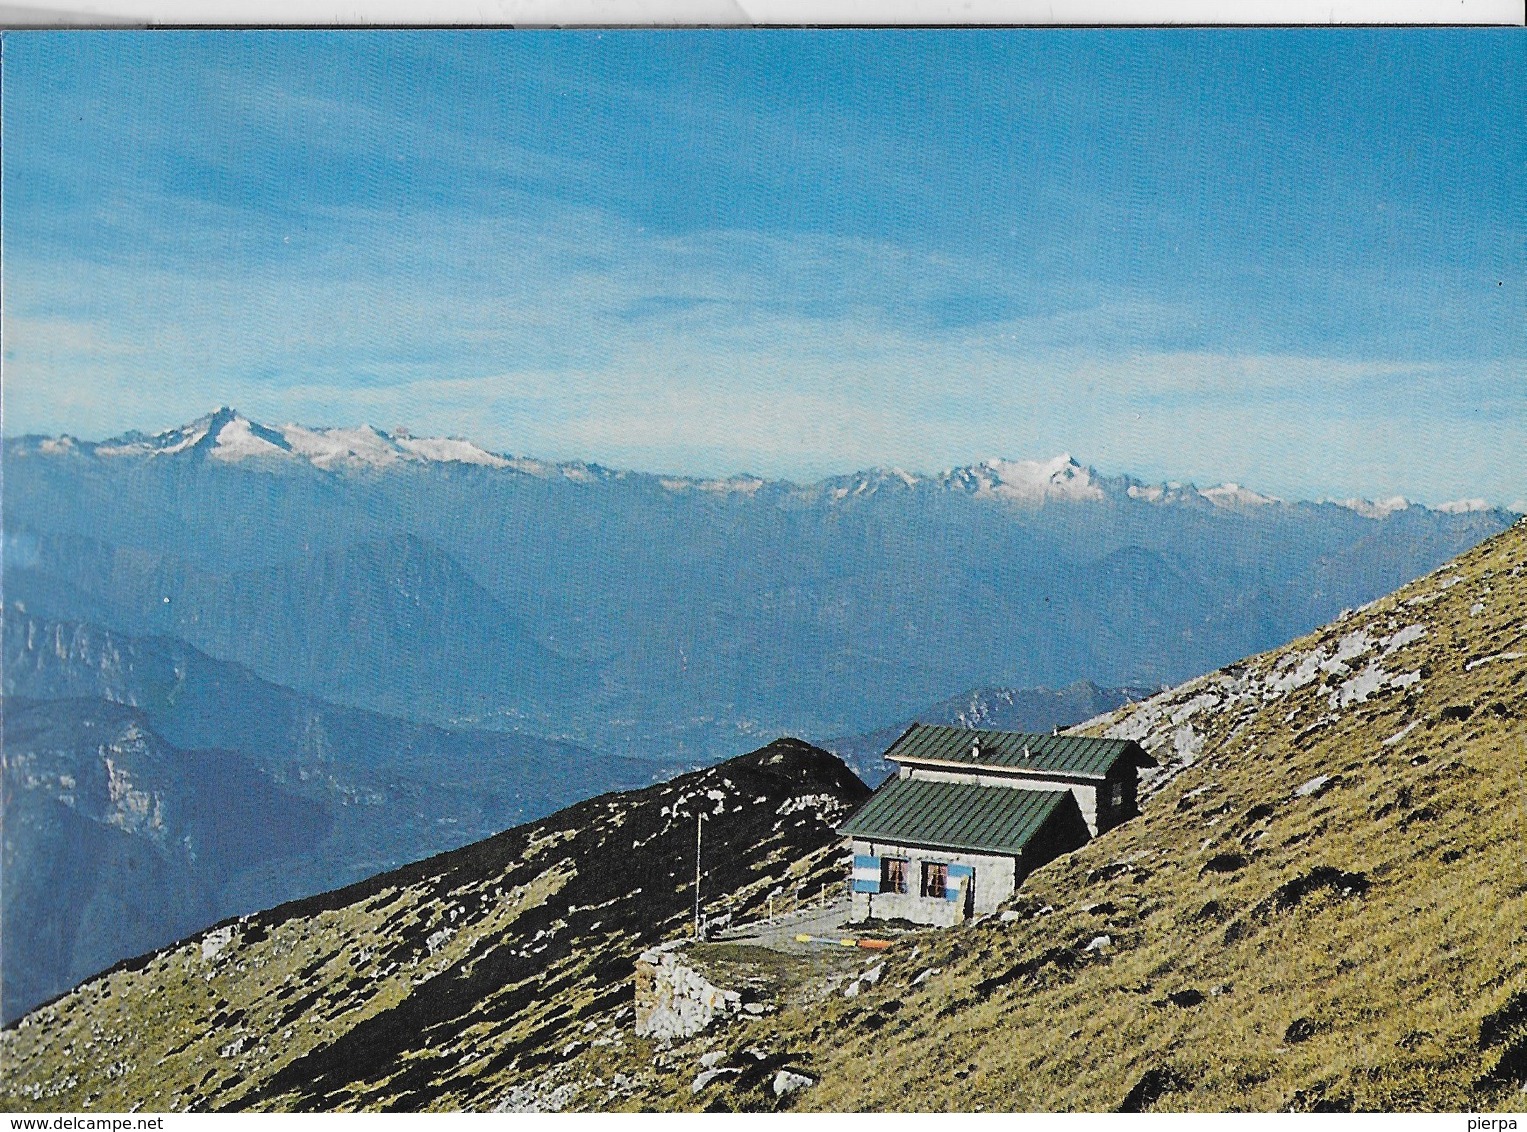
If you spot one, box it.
[634,943,742,1044]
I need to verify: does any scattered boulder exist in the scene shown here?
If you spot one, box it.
[842,962,886,999]
[772,1068,815,1098]
[690,1067,741,1094]
[493,1080,581,1113]
[1167,988,1205,1008]
[201,927,235,962]
[1293,775,1332,799]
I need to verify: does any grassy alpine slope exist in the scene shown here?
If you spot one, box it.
[0,739,867,1112]
[3,520,1523,1112]
[584,517,1525,1112]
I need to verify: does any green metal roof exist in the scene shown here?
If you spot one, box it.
[883,724,1153,781]
[839,776,1077,857]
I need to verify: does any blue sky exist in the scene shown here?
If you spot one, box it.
[4,30,1523,505]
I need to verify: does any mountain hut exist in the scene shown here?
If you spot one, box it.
[838,725,1155,926]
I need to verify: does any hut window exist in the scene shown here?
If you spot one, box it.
[921,862,949,899]
[1111,782,1125,808]
[881,857,910,894]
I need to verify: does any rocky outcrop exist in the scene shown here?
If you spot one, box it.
[634,944,743,1045]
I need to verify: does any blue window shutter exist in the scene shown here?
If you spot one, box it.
[852,854,881,894]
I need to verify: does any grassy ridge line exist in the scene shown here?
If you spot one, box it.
[593,519,1525,1112]
[0,740,867,1112]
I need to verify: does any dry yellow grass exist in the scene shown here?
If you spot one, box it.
[4,522,1523,1113]
[595,518,1527,1112]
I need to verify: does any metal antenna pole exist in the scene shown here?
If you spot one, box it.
[693,812,704,940]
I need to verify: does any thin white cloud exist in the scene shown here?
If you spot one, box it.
[7,184,1522,506]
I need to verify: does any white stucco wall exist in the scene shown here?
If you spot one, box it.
[848,838,1018,926]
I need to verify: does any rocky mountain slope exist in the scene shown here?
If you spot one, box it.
[1,699,331,1023]
[8,409,1512,762]
[567,515,1520,1112]
[1,609,657,1022]
[4,607,653,840]
[5,521,1523,1112]
[0,739,868,1111]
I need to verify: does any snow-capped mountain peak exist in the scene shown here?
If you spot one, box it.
[282,423,405,468]
[1198,482,1283,509]
[941,453,1105,504]
[209,414,295,460]
[393,435,510,468]
[1433,498,1494,514]
[810,466,927,501]
[22,410,1512,517]
[95,406,245,458]
[1125,480,1197,505]
[1331,495,1413,520]
[91,409,511,471]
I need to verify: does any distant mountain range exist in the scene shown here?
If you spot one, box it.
[7,408,1515,763]
[1,407,1517,1039]
[20,407,1512,516]
[0,608,657,1022]
[8,518,1524,1112]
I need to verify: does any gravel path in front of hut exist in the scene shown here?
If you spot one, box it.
[711,896,855,953]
